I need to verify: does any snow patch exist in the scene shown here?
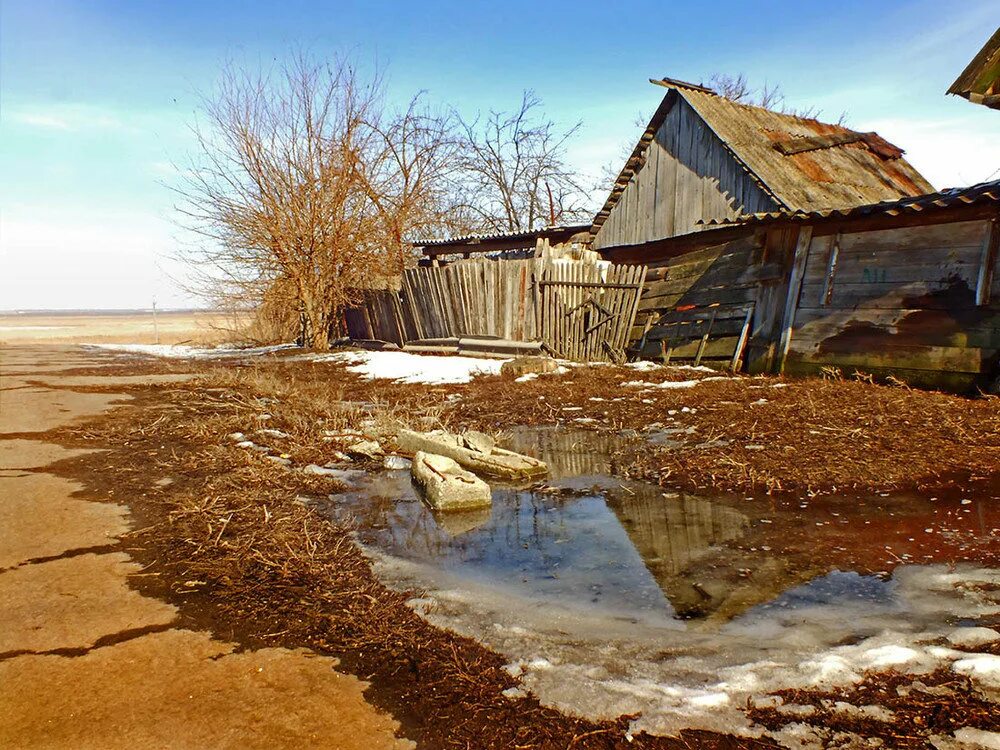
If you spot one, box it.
[309,350,509,384]
[953,655,1000,687]
[621,379,700,389]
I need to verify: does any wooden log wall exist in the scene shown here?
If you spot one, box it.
[783,218,1000,390]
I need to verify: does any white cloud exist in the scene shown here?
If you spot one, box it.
[7,104,128,133]
[867,114,1000,189]
[12,113,74,130]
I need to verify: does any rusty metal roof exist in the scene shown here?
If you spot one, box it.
[412,224,592,258]
[591,79,934,236]
[413,224,590,247]
[948,26,1000,109]
[701,179,1000,227]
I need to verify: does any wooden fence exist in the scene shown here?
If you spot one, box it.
[346,257,647,363]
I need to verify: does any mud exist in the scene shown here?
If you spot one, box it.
[0,345,413,750]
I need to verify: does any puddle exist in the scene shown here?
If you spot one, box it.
[321,427,1000,738]
[326,427,753,623]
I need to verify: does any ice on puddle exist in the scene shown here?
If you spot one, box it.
[301,464,365,481]
[689,692,729,707]
[953,655,1000,687]
[526,657,554,670]
[862,644,920,668]
[947,627,1000,648]
[383,455,412,470]
[949,728,1000,749]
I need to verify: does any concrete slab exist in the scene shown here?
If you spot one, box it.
[0,629,414,749]
[0,552,177,653]
[0,473,129,569]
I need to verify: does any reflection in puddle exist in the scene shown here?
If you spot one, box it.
[326,426,1000,627]
[323,426,1000,737]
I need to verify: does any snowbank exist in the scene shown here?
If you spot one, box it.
[309,350,509,384]
[88,343,507,385]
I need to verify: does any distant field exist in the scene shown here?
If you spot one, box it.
[0,310,240,345]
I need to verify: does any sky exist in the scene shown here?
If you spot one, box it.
[1,0,998,310]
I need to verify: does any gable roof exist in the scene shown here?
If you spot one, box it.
[591,79,934,238]
[948,26,1000,109]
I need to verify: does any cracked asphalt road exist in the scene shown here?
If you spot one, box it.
[0,345,413,750]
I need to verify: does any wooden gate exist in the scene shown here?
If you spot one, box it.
[537,262,647,362]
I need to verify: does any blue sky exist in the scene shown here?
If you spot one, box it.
[1,0,998,309]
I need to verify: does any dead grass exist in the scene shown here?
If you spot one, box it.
[50,365,777,750]
[746,668,1000,748]
[39,352,1000,748]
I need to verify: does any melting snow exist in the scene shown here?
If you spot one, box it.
[309,350,509,384]
[89,342,509,385]
[621,379,700,389]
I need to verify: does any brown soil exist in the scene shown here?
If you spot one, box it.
[746,668,1000,748]
[38,352,1000,748]
[45,364,776,750]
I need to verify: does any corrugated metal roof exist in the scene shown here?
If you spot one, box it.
[948,26,1000,109]
[413,224,590,248]
[701,179,1000,227]
[679,87,934,211]
[591,79,934,236]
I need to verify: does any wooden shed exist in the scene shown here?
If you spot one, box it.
[948,26,1000,110]
[723,181,1000,391]
[590,78,933,250]
[606,181,1000,392]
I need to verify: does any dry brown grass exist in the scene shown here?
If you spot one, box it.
[37,352,1000,748]
[49,363,777,750]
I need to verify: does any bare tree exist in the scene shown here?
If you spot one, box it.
[454,91,592,233]
[174,55,460,349]
[707,73,846,123]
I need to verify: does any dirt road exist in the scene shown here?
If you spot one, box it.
[0,345,412,749]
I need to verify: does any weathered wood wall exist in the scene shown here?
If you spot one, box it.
[613,212,1000,391]
[345,257,647,363]
[343,290,407,346]
[626,233,774,368]
[783,218,1000,390]
[592,96,777,250]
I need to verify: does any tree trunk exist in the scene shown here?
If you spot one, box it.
[300,294,332,351]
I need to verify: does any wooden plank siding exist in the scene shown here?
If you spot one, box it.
[627,234,767,365]
[593,97,778,251]
[783,218,1000,390]
[345,257,646,363]
[611,210,1000,391]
